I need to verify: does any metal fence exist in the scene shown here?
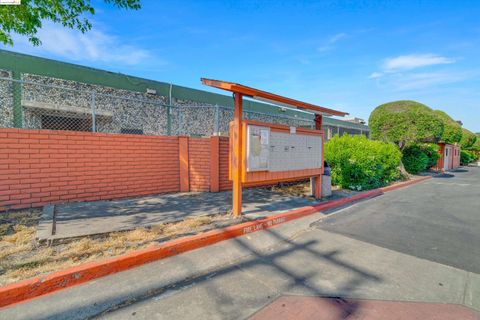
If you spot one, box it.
[0,76,316,136]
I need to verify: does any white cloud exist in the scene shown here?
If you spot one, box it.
[368,72,383,79]
[317,32,347,52]
[368,53,462,90]
[329,33,348,43]
[10,22,154,65]
[391,72,469,91]
[382,54,455,72]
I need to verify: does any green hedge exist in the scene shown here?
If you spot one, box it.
[460,150,478,165]
[325,134,401,190]
[402,143,439,174]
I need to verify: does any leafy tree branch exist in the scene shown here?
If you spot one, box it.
[0,0,141,46]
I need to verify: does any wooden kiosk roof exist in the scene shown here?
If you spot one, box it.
[201,78,348,117]
[201,78,348,217]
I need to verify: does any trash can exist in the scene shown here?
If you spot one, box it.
[322,161,332,197]
[323,161,332,176]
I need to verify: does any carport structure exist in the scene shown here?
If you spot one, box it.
[201,78,348,216]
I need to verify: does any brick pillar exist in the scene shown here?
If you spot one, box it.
[210,136,220,192]
[179,136,190,192]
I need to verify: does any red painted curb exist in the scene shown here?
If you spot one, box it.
[379,176,431,193]
[0,176,431,308]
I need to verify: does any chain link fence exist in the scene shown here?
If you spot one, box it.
[0,76,316,136]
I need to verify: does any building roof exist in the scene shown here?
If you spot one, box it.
[0,49,368,130]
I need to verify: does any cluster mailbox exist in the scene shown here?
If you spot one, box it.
[231,120,324,187]
[246,124,323,173]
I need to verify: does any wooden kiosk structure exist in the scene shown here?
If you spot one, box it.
[201,79,348,216]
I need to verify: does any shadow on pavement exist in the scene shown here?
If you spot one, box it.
[34,221,383,320]
[51,188,323,239]
[433,173,455,178]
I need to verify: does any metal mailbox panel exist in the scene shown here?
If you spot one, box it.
[246,124,322,173]
[269,131,322,172]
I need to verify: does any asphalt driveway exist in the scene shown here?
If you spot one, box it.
[316,167,480,273]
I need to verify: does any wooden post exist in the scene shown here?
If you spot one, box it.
[232,93,243,216]
[314,175,321,198]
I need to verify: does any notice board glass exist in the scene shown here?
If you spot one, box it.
[246,125,270,171]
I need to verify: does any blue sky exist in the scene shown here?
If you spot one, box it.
[4,1,480,131]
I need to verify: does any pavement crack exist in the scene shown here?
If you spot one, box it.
[462,272,471,306]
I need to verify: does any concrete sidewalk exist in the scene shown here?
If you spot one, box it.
[3,204,478,320]
[41,187,353,240]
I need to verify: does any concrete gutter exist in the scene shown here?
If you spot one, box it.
[0,176,431,308]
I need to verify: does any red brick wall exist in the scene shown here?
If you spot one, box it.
[188,138,211,192]
[1,128,311,211]
[219,137,231,191]
[0,128,180,210]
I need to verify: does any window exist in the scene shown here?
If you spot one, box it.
[41,115,92,132]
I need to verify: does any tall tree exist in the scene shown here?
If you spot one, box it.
[368,100,444,150]
[0,0,141,46]
[369,100,444,177]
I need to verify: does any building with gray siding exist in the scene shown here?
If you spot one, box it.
[0,50,369,139]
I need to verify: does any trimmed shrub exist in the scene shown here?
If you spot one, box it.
[324,134,401,191]
[472,133,480,152]
[434,110,463,144]
[402,145,430,174]
[460,128,477,149]
[402,143,440,174]
[419,143,440,168]
[460,150,478,165]
[369,100,444,148]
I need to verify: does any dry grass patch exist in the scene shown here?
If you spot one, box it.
[0,212,232,286]
[0,209,41,237]
[272,181,360,200]
[162,215,213,236]
[272,181,312,198]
